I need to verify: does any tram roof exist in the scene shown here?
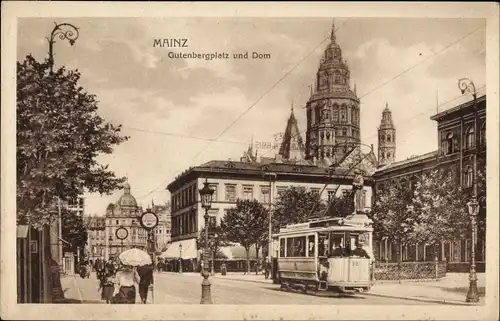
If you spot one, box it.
[274,216,373,236]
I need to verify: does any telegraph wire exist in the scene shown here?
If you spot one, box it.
[131,23,484,201]
[135,19,353,201]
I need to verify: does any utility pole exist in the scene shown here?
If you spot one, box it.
[263,172,277,259]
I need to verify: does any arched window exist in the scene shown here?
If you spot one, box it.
[326,150,330,158]
[326,132,330,140]
[380,152,385,160]
[464,166,474,188]
[380,134,385,142]
[465,127,475,149]
[332,107,339,122]
[387,152,391,159]
[342,128,347,136]
[445,132,454,155]
[387,135,391,142]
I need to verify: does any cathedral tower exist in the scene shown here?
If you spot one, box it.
[377,103,396,167]
[305,20,360,165]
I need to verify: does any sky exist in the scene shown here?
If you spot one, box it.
[17,17,486,216]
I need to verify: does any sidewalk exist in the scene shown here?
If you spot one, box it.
[365,273,486,305]
[162,271,274,284]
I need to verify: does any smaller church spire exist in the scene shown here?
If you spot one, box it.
[291,100,294,114]
[330,20,336,43]
[384,102,389,111]
[354,83,357,95]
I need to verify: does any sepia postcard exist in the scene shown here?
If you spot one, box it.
[1,1,499,320]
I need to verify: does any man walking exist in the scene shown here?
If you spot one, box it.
[137,263,154,304]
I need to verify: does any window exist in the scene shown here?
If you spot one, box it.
[311,188,321,195]
[333,109,339,122]
[280,238,286,257]
[380,134,385,142]
[277,186,287,195]
[243,186,254,200]
[116,220,119,225]
[342,189,349,197]
[342,128,347,136]
[327,190,335,201]
[387,152,391,159]
[209,184,218,202]
[465,127,475,149]
[387,135,391,142]
[445,132,454,155]
[285,236,307,257]
[464,167,474,187]
[260,186,270,203]
[208,216,216,228]
[225,185,236,202]
[307,235,316,257]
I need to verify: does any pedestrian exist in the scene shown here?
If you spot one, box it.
[112,264,140,304]
[264,258,271,279]
[220,262,227,276]
[137,263,154,304]
[99,266,115,304]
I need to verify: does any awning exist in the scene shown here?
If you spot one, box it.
[159,238,197,259]
[219,243,263,260]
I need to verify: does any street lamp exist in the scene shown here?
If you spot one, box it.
[46,22,80,73]
[199,178,215,304]
[466,199,480,303]
[179,243,183,273]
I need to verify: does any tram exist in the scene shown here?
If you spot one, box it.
[273,215,374,294]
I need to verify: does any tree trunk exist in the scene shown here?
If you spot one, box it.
[245,248,250,274]
[397,241,402,284]
[255,244,260,275]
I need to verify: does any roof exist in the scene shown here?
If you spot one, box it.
[430,93,486,121]
[167,158,375,192]
[374,150,438,175]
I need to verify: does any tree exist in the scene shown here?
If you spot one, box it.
[61,207,88,255]
[272,187,327,232]
[371,181,415,263]
[327,189,355,217]
[411,169,470,258]
[196,225,230,264]
[17,55,129,227]
[220,200,268,273]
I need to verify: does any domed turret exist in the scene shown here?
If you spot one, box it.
[117,181,138,209]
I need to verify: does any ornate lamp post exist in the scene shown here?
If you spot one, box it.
[466,199,480,303]
[199,178,215,304]
[179,243,183,273]
[459,78,480,304]
[46,22,80,73]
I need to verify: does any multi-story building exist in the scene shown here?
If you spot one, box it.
[151,203,171,252]
[373,91,486,271]
[83,215,106,266]
[103,182,148,259]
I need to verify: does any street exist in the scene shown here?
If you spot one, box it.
[63,272,438,305]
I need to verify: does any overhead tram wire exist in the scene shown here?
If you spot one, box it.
[260,83,486,159]
[135,19,353,201]
[135,23,483,202]
[258,26,485,158]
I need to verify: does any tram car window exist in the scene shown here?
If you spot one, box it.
[307,235,315,257]
[279,238,285,257]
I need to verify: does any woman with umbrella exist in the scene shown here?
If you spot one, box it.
[112,248,152,304]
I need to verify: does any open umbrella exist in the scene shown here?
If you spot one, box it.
[119,248,152,266]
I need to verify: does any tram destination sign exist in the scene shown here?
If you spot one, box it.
[140,210,159,230]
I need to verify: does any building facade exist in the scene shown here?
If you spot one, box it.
[373,93,486,271]
[103,182,148,260]
[83,215,106,266]
[151,203,172,252]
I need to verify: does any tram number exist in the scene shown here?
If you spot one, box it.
[351,261,360,267]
